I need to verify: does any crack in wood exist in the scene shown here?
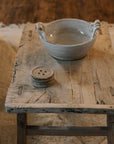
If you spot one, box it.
[46,90,54,103]
[19,43,24,48]
[97,101,100,104]
[93,70,104,105]
[95,93,106,104]
[49,95,51,103]
[95,70,101,89]
[34,90,46,103]
[69,61,73,101]
[110,87,114,96]
[12,61,19,83]
[25,90,47,103]
[71,89,73,98]
[12,67,16,83]
[101,100,106,104]
[18,85,24,96]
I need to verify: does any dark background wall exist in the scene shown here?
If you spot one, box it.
[0,0,114,25]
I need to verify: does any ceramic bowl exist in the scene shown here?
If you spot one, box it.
[36,19,101,60]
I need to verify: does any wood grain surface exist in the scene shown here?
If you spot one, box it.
[0,0,114,24]
[5,22,114,114]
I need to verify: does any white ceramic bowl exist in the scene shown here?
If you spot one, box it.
[36,19,101,60]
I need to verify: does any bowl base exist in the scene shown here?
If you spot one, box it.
[51,54,86,61]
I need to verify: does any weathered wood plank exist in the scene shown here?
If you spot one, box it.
[5,22,114,114]
[107,114,114,144]
[5,103,114,114]
[26,125,108,136]
[17,113,27,144]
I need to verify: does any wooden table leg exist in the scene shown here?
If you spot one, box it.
[17,113,27,144]
[107,114,114,144]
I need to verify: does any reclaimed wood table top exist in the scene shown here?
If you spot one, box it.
[5,22,114,114]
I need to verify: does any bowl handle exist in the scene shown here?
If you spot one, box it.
[36,22,47,41]
[91,20,102,38]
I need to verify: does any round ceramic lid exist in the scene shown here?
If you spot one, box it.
[32,66,54,80]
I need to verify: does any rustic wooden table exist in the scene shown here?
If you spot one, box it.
[5,22,114,144]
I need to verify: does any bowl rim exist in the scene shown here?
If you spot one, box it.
[39,18,96,47]
[46,18,90,27]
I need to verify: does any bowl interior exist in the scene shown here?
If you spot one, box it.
[45,19,92,45]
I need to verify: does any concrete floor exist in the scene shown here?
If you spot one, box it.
[0,23,113,144]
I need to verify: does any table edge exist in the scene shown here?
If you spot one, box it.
[5,103,114,114]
